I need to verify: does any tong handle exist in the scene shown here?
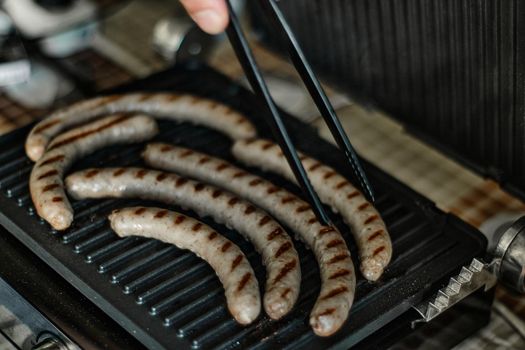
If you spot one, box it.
[259,0,375,202]
[225,0,331,225]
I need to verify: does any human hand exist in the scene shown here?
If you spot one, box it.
[180,0,228,34]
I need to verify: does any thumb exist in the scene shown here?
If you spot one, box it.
[180,0,229,34]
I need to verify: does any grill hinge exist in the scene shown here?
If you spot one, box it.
[411,258,496,327]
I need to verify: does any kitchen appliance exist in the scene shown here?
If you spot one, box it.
[1,1,525,348]
[0,62,500,349]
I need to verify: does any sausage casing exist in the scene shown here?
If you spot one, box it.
[109,207,260,325]
[66,167,300,320]
[232,139,392,281]
[29,114,158,230]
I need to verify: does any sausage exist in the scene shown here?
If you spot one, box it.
[29,115,158,230]
[26,93,257,162]
[109,207,260,325]
[143,143,356,336]
[232,139,392,282]
[65,167,300,320]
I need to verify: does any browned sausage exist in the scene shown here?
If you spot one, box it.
[29,114,158,230]
[26,93,256,161]
[109,207,260,325]
[65,167,300,320]
[232,138,392,282]
[143,143,355,336]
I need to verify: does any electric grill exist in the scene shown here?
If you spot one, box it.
[0,62,494,349]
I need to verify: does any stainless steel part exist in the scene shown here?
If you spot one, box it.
[152,17,216,63]
[412,258,497,326]
[490,216,525,293]
[0,277,79,350]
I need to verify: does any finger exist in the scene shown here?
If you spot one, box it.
[180,0,229,34]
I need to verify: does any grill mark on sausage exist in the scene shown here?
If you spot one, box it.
[373,246,386,256]
[244,205,256,215]
[249,179,262,186]
[48,115,129,150]
[335,181,349,189]
[364,215,379,224]
[258,215,271,226]
[233,171,247,178]
[156,173,168,182]
[221,242,232,252]
[180,150,193,158]
[267,186,280,194]
[326,239,344,248]
[358,203,370,211]
[368,230,384,242]
[194,183,205,192]
[275,242,292,258]
[137,93,153,102]
[273,260,297,284]
[52,196,63,202]
[228,197,239,206]
[198,157,210,164]
[134,208,146,215]
[299,155,307,161]
[323,171,336,179]
[192,223,203,231]
[216,163,229,171]
[236,117,246,124]
[175,178,188,187]
[267,228,283,241]
[231,254,243,271]
[167,94,181,102]
[154,210,168,218]
[329,269,352,280]
[237,272,252,292]
[296,205,310,213]
[321,286,349,300]
[212,189,222,198]
[328,253,350,265]
[135,169,148,179]
[309,163,322,171]
[347,191,360,199]
[34,120,60,134]
[244,139,256,145]
[281,288,292,299]
[160,145,172,152]
[174,215,186,224]
[308,217,318,224]
[39,155,65,167]
[262,142,274,150]
[85,169,100,178]
[37,170,59,180]
[208,231,218,240]
[319,227,336,236]
[42,184,60,192]
[113,168,126,177]
[281,196,295,204]
[318,308,336,316]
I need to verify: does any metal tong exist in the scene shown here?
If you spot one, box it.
[225,0,374,226]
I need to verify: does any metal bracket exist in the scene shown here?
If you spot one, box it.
[411,258,497,327]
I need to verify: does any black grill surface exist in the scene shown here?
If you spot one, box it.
[0,63,486,349]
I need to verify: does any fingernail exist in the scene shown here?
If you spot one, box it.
[192,10,224,34]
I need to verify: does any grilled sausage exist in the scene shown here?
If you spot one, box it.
[143,143,356,336]
[29,115,158,230]
[109,207,261,325]
[65,167,300,320]
[232,139,392,282]
[26,93,257,162]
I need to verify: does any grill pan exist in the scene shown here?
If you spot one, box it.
[0,62,486,349]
